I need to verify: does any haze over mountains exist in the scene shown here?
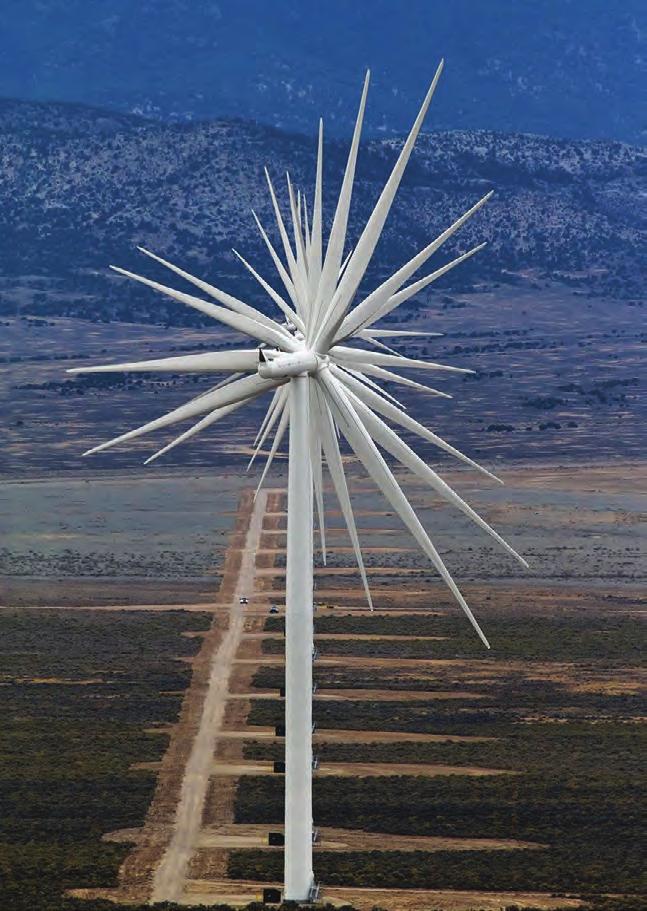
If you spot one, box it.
[2,0,647,144]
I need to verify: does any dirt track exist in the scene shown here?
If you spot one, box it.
[180,879,583,910]
[149,489,268,904]
[228,687,489,701]
[220,726,496,744]
[195,823,544,852]
[211,760,513,778]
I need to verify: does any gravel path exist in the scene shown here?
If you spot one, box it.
[150,489,268,904]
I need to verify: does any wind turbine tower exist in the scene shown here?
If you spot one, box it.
[68,62,526,901]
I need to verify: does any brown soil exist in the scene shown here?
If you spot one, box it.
[323,885,584,911]
[192,823,544,853]
[93,488,257,904]
[210,760,513,778]
[174,879,584,910]
[218,726,496,744]
[61,467,644,910]
[19,676,104,685]
[248,631,449,641]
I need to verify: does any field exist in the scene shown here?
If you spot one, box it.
[1,472,243,607]
[1,461,645,911]
[3,281,645,478]
[0,607,212,911]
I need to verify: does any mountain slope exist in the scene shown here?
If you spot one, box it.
[0,99,646,326]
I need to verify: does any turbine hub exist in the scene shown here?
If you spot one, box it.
[258,348,322,379]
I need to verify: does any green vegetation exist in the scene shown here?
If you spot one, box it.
[235,609,647,897]
[248,685,643,734]
[232,830,645,894]
[244,720,644,768]
[264,611,644,663]
[0,608,219,911]
[234,720,646,892]
[3,597,643,906]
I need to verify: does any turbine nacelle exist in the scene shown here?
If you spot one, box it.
[258,347,323,379]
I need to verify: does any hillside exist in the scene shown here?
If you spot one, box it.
[2,99,645,473]
[0,99,646,328]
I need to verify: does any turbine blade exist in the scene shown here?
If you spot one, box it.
[136,247,285,334]
[67,350,258,375]
[287,174,308,280]
[337,192,492,339]
[362,336,402,355]
[84,374,281,456]
[232,248,303,331]
[248,386,289,469]
[312,381,373,609]
[331,345,473,374]
[350,363,452,398]
[264,168,307,308]
[319,369,489,648]
[359,332,408,351]
[361,329,443,339]
[332,365,502,484]
[348,388,527,567]
[255,397,290,497]
[317,61,445,347]
[308,70,370,342]
[309,394,327,565]
[339,365,407,410]
[339,247,353,279]
[187,375,243,407]
[308,120,324,294]
[252,210,300,312]
[352,243,487,334]
[144,397,250,464]
[302,194,311,259]
[210,372,244,391]
[286,176,310,322]
[109,266,296,351]
[253,386,282,448]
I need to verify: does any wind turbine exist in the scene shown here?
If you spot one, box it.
[68,62,527,902]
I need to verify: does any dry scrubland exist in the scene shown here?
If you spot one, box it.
[0,464,645,911]
[0,473,243,606]
[2,279,645,478]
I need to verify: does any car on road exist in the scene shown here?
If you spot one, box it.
[239,596,249,604]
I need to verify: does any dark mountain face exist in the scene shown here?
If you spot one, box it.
[2,0,647,144]
[0,99,645,328]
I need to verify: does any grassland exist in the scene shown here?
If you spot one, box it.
[230,605,646,898]
[0,608,214,911]
[3,277,645,479]
[0,473,243,610]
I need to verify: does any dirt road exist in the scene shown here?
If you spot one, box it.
[150,489,268,904]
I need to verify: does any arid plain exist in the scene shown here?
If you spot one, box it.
[1,281,645,911]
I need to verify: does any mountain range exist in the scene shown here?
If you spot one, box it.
[0,97,646,328]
